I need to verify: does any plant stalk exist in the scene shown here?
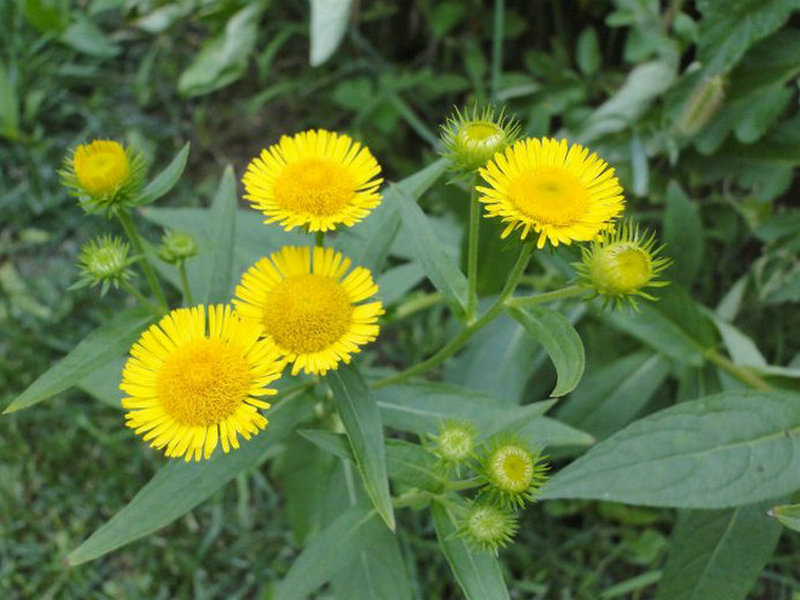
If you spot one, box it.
[705,350,771,391]
[117,210,167,311]
[466,176,481,323]
[178,262,193,306]
[505,284,588,308]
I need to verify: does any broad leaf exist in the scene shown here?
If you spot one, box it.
[197,167,236,304]
[78,355,128,410]
[276,507,379,600]
[135,142,190,206]
[298,429,353,462]
[506,305,585,397]
[663,181,704,287]
[431,501,510,600]
[4,309,153,413]
[329,364,395,530]
[309,0,352,66]
[655,505,781,600]
[542,390,800,508]
[386,439,444,493]
[396,187,468,314]
[67,389,313,564]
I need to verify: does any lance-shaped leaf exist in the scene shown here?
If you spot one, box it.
[4,308,153,413]
[329,363,395,530]
[135,142,190,206]
[542,390,800,508]
[67,389,313,565]
[770,503,800,532]
[431,501,510,600]
[506,305,585,397]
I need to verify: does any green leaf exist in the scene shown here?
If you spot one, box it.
[197,167,236,304]
[506,305,585,397]
[542,390,800,507]
[298,429,353,462]
[0,57,20,140]
[77,355,127,409]
[376,263,425,306]
[309,0,352,66]
[431,501,510,600]
[386,439,444,493]
[329,364,395,531]
[396,186,468,314]
[67,388,313,564]
[276,506,378,600]
[558,351,670,439]
[4,309,153,413]
[135,142,190,206]
[663,181,704,287]
[177,3,262,97]
[769,503,800,532]
[655,505,781,600]
[60,15,120,58]
[576,26,600,76]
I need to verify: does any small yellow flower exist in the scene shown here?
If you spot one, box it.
[440,105,521,172]
[233,246,384,375]
[459,503,518,553]
[481,438,549,508]
[575,220,671,310]
[242,129,383,232]
[60,139,146,214]
[121,305,284,461]
[477,138,625,248]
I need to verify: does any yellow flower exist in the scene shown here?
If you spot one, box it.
[575,220,671,310]
[477,137,625,248]
[242,129,383,232]
[121,305,283,461]
[233,246,384,375]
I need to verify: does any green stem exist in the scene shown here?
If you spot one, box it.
[178,262,193,306]
[505,284,588,308]
[705,350,771,391]
[444,477,482,492]
[372,243,534,389]
[466,176,481,323]
[490,0,505,101]
[117,210,167,310]
[315,231,325,247]
[391,291,442,322]
[120,279,162,315]
[392,489,437,509]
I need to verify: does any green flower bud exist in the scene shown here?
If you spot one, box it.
[74,235,134,295]
[459,503,518,553]
[677,75,725,137]
[432,419,477,465]
[480,436,549,509]
[574,220,671,310]
[440,105,521,173]
[158,230,198,264]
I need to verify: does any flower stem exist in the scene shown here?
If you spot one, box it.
[178,261,193,306]
[120,279,162,315]
[466,175,481,323]
[372,243,534,389]
[490,0,505,101]
[117,210,168,311]
[705,350,771,391]
[315,231,325,247]
[505,284,588,308]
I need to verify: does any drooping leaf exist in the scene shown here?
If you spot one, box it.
[431,501,510,600]
[67,389,313,565]
[135,142,190,206]
[309,0,352,66]
[4,309,153,414]
[275,506,379,600]
[542,390,800,508]
[655,505,781,600]
[329,363,395,530]
[506,305,585,397]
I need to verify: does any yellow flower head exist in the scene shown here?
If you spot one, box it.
[233,246,384,375]
[242,129,383,232]
[60,139,146,215]
[575,220,671,310]
[477,137,625,248]
[121,305,284,462]
[481,437,549,508]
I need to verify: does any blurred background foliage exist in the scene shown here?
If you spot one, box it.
[3,0,800,598]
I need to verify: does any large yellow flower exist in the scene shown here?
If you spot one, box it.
[233,246,384,375]
[242,129,383,232]
[121,305,283,461]
[477,138,624,248]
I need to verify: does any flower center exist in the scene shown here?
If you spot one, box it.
[76,150,130,196]
[262,273,353,354]
[273,158,356,216]
[507,167,590,226]
[597,244,653,293]
[157,338,252,427]
[460,122,503,146]
[492,446,534,492]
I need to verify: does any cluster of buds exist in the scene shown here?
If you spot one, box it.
[430,420,549,554]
